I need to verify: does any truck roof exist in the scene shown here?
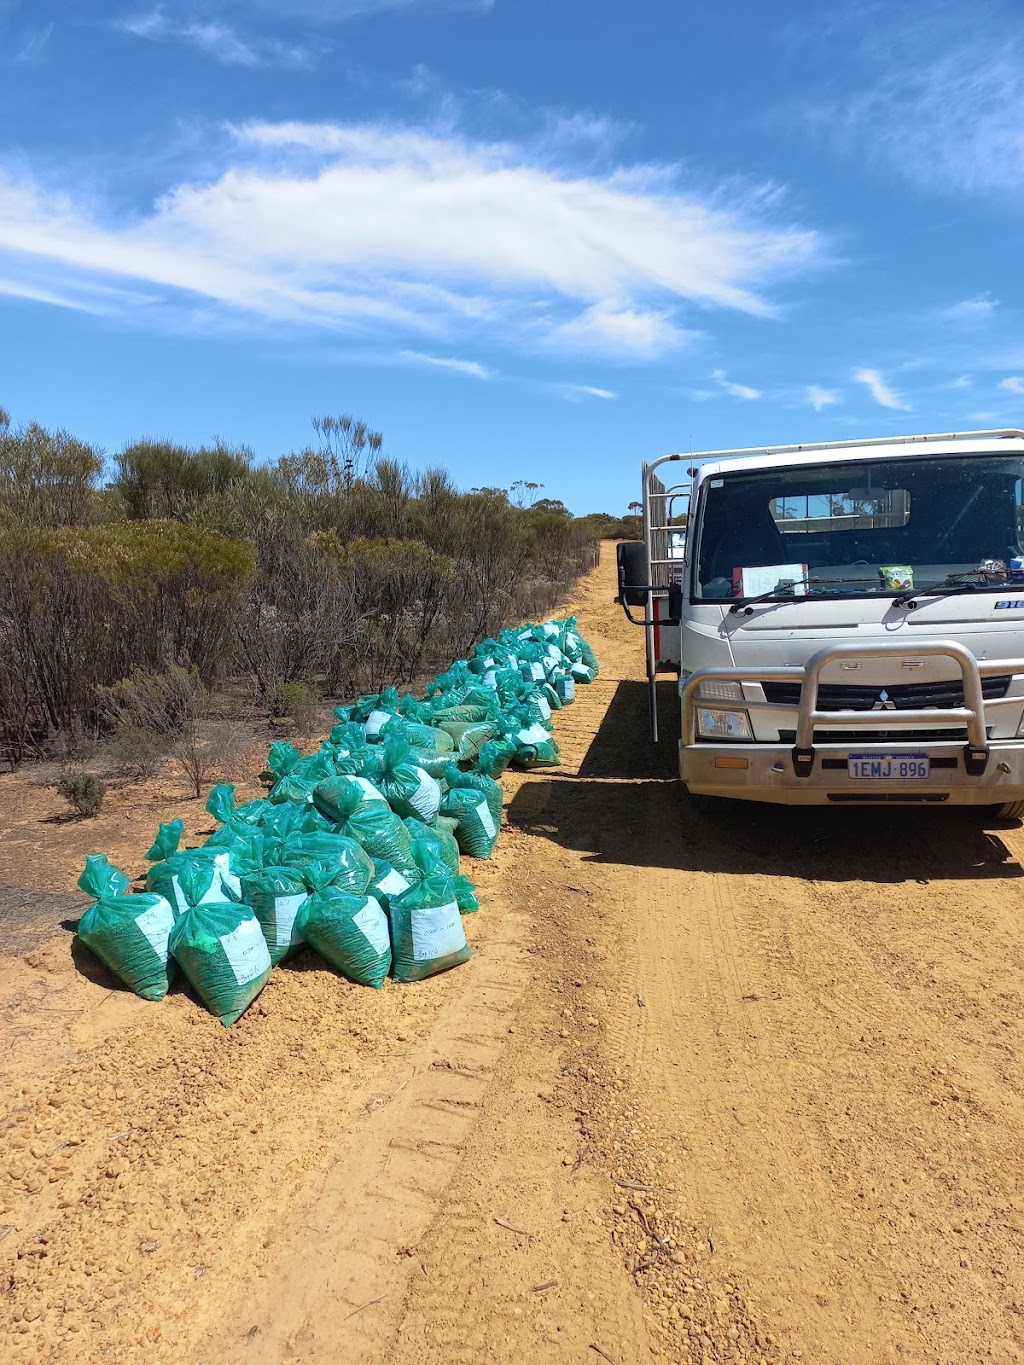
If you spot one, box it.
[688,429,1024,485]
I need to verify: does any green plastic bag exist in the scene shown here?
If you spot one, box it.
[342,800,418,874]
[296,870,391,989]
[169,867,272,1026]
[281,833,374,895]
[240,864,308,966]
[405,817,461,877]
[434,720,497,763]
[511,719,561,769]
[311,774,388,823]
[146,849,241,914]
[440,769,502,859]
[389,867,472,983]
[475,735,517,778]
[76,855,178,1001]
[145,819,184,862]
[370,859,418,911]
[377,737,443,822]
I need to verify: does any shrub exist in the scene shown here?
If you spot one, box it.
[57,771,107,817]
[265,678,322,729]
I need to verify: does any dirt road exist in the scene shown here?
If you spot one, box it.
[4,544,1024,1364]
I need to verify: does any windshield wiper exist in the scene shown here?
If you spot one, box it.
[727,575,877,614]
[895,571,998,609]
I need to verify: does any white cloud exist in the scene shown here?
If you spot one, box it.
[0,120,823,356]
[969,411,998,422]
[15,22,53,63]
[797,9,1024,194]
[950,374,973,389]
[116,10,306,66]
[712,368,760,400]
[0,276,92,311]
[553,304,688,357]
[999,376,1024,395]
[552,383,617,402]
[806,384,838,412]
[943,295,998,321]
[398,350,493,378]
[854,367,911,411]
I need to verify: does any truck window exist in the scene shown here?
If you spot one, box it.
[696,452,1022,600]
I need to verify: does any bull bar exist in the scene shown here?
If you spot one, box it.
[681,640,1024,781]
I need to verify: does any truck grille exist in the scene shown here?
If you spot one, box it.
[762,675,1010,711]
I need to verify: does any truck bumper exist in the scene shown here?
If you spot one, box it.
[679,739,1024,805]
[679,638,1024,806]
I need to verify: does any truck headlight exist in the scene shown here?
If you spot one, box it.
[696,707,753,740]
[698,680,744,702]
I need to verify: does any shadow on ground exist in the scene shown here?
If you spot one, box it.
[511,680,1024,884]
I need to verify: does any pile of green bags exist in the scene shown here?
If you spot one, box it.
[73,616,598,1024]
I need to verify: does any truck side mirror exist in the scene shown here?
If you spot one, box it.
[667,581,683,622]
[616,541,648,606]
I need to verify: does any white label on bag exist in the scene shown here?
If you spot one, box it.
[411,771,441,819]
[507,654,519,670]
[274,893,307,948]
[482,670,498,689]
[214,853,242,898]
[365,709,393,737]
[517,723,550,746]
[354,897,391,956]
[517,628,533,641]
[562,678,576,701]
[543,622,560,637]
[411,901,465,962]
[134,898,175,960]
[530,662,545,680]
[546,642,562,658]
[566,632,580,651]
[377,868,411,897]
[352,776,385,804]
[219,918,272,985]
[169,875,189,914]
[536,696,552,721]
[476,799,496,839]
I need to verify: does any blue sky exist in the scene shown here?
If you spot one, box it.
[1,0,1023,513]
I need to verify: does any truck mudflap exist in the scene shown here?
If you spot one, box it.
[680,639,1024,803]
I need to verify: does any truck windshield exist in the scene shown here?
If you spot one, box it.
[695,452,1024,601]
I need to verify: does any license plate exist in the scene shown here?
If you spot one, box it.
[847,752,930,781]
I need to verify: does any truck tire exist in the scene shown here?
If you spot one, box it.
[616,541,648,607]
[995,800,1024,820]
[687,790,733,815]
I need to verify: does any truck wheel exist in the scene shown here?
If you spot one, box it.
[688,790,732,815]
[995,800,1024,820]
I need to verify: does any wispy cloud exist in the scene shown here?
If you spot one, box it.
[806,384,838,412]
[999,376,1024,395]
[15,22,53,63]
[398,350,494,378]
[796,5,1024,193]
[943,294,999,321]
[117,9,308,67]
[854,367,911,411]
[712,368,760,400]
[950,375,973,389]
[552,382,617,402]
[0,119,824,357]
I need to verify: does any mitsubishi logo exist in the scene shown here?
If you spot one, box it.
[872,689,897,711]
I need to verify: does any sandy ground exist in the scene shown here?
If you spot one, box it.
[4,544,1024,1363]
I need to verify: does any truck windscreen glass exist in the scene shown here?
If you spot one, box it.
[694,452,1024,602]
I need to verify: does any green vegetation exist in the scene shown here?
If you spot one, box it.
[0,406,626,771]
[57,771,107,817]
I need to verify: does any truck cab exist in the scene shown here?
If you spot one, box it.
[618,430,1024,814]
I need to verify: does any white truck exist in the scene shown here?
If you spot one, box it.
[617,430,1024,816]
